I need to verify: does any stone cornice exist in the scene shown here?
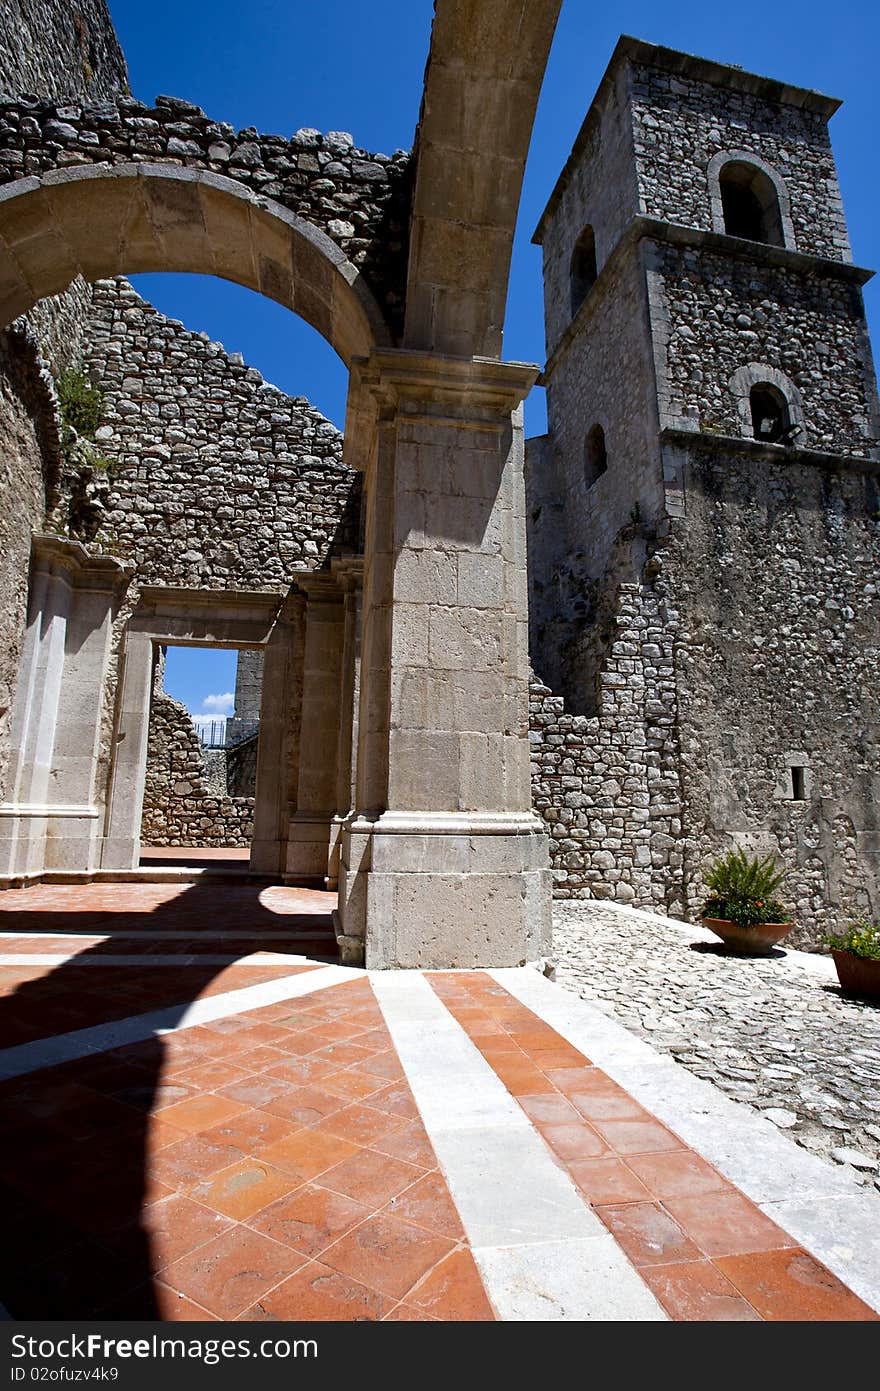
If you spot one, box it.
[30,533,133,589]
[355,349,540,419]
[661,426,880,474]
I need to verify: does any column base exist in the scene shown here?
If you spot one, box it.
[337,811,553,969]
[0,804,103,876]
[284,812,334,884]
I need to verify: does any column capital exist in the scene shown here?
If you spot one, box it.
[30,533,133,592]
[292,570,345,604]
[353,348,540,419]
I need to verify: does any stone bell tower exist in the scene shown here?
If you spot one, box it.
[529,37,880,941]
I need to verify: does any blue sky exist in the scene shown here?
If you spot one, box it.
[113,1,879,713]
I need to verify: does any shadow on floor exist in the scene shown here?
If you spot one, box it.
[0,880,336,1318]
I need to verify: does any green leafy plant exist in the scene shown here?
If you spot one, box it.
[56,368,105,444]
[702,846,788,928]
[823,922,880,962]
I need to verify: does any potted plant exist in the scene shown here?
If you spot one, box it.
[700,847,793,955]
[823,922,880,1000]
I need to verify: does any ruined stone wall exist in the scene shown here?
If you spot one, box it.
[0,96,411,332]
[0,1,127,805]
[0,0,128,103]
[226,733,259,799]
[77,277,357,585]
[629,60,850,261]
[0,325,58,801]
[142,670,253,848]
[528,574,683,911]
[70,276,357,817]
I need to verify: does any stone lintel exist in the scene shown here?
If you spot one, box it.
[347,811,546,837]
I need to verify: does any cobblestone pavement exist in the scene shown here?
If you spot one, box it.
[553,902,880,1189]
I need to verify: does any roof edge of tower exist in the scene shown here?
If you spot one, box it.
[533,35,841,246]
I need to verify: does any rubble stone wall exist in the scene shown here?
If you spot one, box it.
[142,664,253,848]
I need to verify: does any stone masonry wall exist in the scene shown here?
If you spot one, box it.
[664,443,880,944]
[142,665,253,848]
[629,60,850,261]
[651,242,880,458]
[76,277,357,584]
[529,575,684,912]
[0,1,128,104]
[533,244,665,713]
[227,733,259,799]
[0,324,58,802]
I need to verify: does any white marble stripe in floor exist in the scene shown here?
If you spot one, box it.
[0,953,325,966]
[4,929,329,940]
[493,965,880,1315]
[370,969,666,1322]
[0,962,358,1080]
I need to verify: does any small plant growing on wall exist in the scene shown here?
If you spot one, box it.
[57,367,105,444]
[54,368,115,537]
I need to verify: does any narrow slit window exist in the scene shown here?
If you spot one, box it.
[584,423,608,489]
[790,766,806,800]
[570,225,598,317]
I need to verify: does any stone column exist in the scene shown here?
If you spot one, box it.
[327,558,363,890]
[250,618,292,875]
[284,573,345,884]
[337,350,552,968]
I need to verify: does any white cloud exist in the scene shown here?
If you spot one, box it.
[201,691,235,715]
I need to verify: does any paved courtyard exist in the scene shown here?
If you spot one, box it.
[1,881,878,1321]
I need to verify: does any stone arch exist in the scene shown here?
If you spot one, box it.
[729,363,806,444]
[0,165,391,364]
[404,0,563,357]
[708,150,795,250]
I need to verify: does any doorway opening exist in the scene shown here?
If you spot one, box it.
[139,643,264,872]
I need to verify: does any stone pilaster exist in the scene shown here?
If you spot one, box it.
[0,534,130,877]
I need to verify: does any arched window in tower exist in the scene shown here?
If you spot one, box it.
[749,383,790,443]
[719,161,785,246]
[570,225,598,317]
[584,423,608,488]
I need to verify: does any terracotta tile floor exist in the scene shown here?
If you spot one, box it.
[1,880,876,1322]
[0,886,495,1320]
[430,973,878,1323]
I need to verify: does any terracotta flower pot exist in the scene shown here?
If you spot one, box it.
[830,949,880,1000]
[701,917,793,956]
